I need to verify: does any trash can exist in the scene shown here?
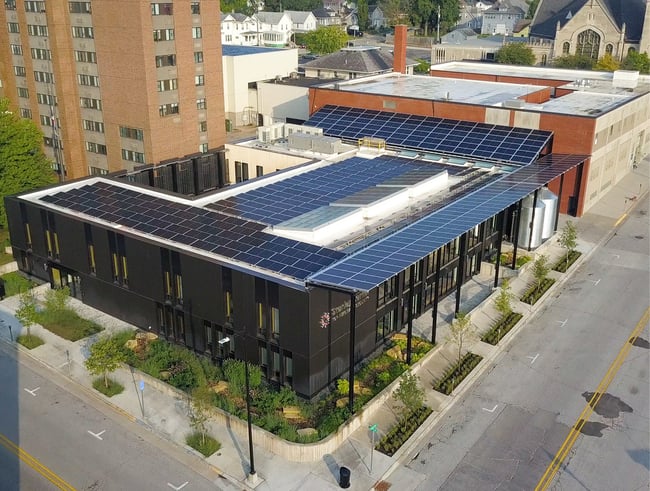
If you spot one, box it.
[339,466,351,488]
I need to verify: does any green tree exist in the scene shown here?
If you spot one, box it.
[532,254,550,291]
[220,0,250,14]
[552,54,594,70]
[222,359,262,398]
[85,336,127,389]
[433,0,461,36]
[15,290,38,338]
[558,221,578,269]
[392,370,425,417]
[448,312,475,369]
[414,57,431,73]
[622,51,650,74]
[495,43,536,65]
[357,0,369,31]
[411,0,434,36]
[594,53,620,71]
[525,0,540,19]
[0,98,56,229]
[189,384,214,446]
[381,0,411,27]
[304,26,349,54]
[44,286,70,312]
[494,279,514,318]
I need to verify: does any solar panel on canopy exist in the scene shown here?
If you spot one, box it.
[38,181,344,281]
[305,105,553,166]
[308,154,587,292]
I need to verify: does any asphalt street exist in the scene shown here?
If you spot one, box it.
[0,343,231,491]
[397,194,650,490]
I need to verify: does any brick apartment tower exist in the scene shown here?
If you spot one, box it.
[0,1,226,179]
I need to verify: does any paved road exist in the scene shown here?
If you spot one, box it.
[0,344,231,491]
[397,195,650,490]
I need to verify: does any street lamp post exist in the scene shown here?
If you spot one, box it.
[218,336,230,366]
[244,358,256,480]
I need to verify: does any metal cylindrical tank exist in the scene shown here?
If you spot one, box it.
[540,188,558,240]
[517,194,546,249]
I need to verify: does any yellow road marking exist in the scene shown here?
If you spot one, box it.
[535,307,650,491]
[0,432,76,491]
[613,212,628,227]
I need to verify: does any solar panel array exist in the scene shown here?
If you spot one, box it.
[208,156,458,225]
[305,105,553,165]
[39,181,344,281]
[308,154,587,291]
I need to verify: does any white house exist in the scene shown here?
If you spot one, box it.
[368,5,387,29]
[253,11,294,47]
[285,10,318,33]
[221,13,258,45]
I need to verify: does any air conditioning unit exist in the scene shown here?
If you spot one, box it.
[257,127,271,142]
[270,122,285,140]
[301,125,323,136]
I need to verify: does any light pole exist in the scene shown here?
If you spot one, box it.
[218,336,230,366]
[244,357,256,481]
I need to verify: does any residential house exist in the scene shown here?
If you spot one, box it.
[253,11,294,47]
[301,46,415,79]
[313,7,342,26]
[481,0,525,35]
[530,0,650,61]
[285,11,318,34]
[441,28,479,44]
[457,0,495,30]
[369,5,387,29]
[221,13,258,45]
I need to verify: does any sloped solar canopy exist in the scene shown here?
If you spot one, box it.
[305,105,553,166]
[307,154,588,292]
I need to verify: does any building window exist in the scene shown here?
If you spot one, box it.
[80,97,102,110]
[25,1,45,13]
[155,54,176,67]
[562,42,570,55]
[256,165,263,177]
[271,350,280,379]
[69,2,92,14]
[153,28,174,41]
[37,93,56,105]
[191,2,200,14]
[605,44,613,55]
[199,143,208,153]
[40,114,58,127]
[271,307,280,338]
[74,50,97,63]
[8,22,20,33]
[77,74,100,86]
[204,321,213,353]
[256,302,265,333]
[151,3,173,15]
[20,108,32,119]
[194,51,204,63]
[31,48,51,60]
[27,24,48,36]
[194,75,204,86]
[5,1,17,10]
[192,27,202,39]
[85,141,107,155]
[18,87,29,98]
[198,120,207,132]
[89,166,108,176]
[576,29,600,60]
[34,71,54,83]
[163,270,173,300]
[111,252,120,282]
[196,98,206,110]
[72,26,94,38]
[159,103,179,117]
[88,243,96,274]
[24,223,32,249]
[13,66,26,77]
[82,119,104,133]
[10,44,22,55]
[225,34,232,42]
[119,126,144,140]
[121,149,145,163]
[157,78,178,92]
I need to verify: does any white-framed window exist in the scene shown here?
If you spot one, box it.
[159,103,179,117]
[31,48,51,60]
[80,97,102,110]
[86,141,107,155]
[199,143,208,153]
[192,27,202,39]
[17,87,29,98]
[157,78,178,92]
[34,70,54,83]
[83,119,105,133]
[8,22,20,33]
[69,2,92,14]
[89,166,109,176]
[14,66,26,76]
[25,1,45,13]
[191,2,200,14]
[77,74,99,87]
[121,149,145,163]
[194,51,203,63]
[40,114,58,127]
[155,54,176,67]
[27,24,48,36]
[198,121,207,132]
[37,93,57,105]
[153,29,175,41]
[119,126,144,140]
[151,3,173,15]
[72,26,94,38]
[74,50,97,63]
[194,75,204,86]
[10,44,22,55]
[196,98,206,109]
[20,108,32,119]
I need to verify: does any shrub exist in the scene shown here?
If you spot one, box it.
[186,432,221,457]
[337,378,349,396]
[44,286,70,312]
[481,312,523,345]
[36,308,102,341]
[520,278,556,305]
[375,405,432,456]
[1,272,36,297]
[434,353,483,395]
[552,250,581,273]
[92,377,124,397]
[17,334,44,349]
[223,359,262,398]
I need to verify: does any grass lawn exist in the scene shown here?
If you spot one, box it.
[17,334,45,349]
[186,432,221,457]
[36,308,103,341]
[1,271,36,297]
[92,377,124,397]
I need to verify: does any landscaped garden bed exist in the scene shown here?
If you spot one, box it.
[1,271,36,297]
[375,405,433,456]
[491,251,532,269]
[552,250,582,273]
[520,278,556,305]
[105,330,434,443]
[36,308,103,341]
[17,334,44,349]
[481,312,523,345]
[433,352,483,395]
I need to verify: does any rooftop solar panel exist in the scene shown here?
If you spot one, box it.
[308,154,587,292]
[305,106,553,166]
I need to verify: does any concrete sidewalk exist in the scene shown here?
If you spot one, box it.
[0,159,647,491]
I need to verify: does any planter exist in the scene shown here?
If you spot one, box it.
[552,250,581,273]
[520,278,556,305]
[375,405,432,456]
[481,312,523,345]
[433,353,483,395]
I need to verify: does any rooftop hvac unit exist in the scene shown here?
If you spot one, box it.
[270,122,285,140]
[503,99,525,108]
[257,127,271,143]
[301,125,323,136]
